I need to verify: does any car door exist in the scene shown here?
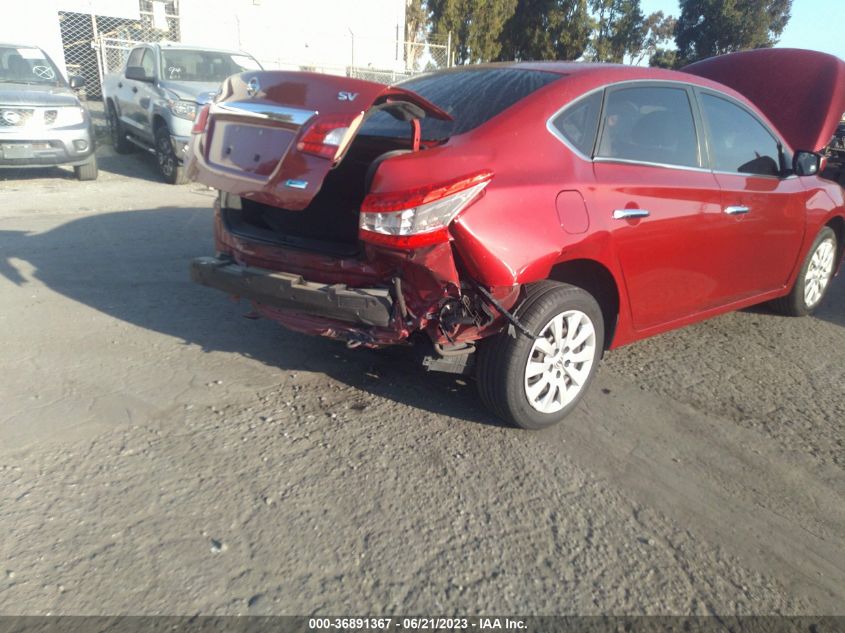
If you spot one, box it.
[121,46,154,135]
[116,46,145,130]
[591,83,729,331]
[696,90,806,297]
[134,47,158,143]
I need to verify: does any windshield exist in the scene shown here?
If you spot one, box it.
[0,46,64,85]
[359,68,562,141]
[160,50,262,82]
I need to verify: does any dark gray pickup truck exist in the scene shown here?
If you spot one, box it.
[0,43,97,180]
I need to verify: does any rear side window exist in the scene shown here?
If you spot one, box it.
[359,68,561,140]
[700,94,781,177]
[597,86,700,168]
[551,91,602,156]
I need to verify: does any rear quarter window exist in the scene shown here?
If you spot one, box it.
[360,68,561,140]
[551,91,603,156]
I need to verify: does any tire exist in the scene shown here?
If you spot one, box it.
[108,103,133,154]
[476,282,605,430]
[74,156,98,181]
[155,125,187,185]
[769,226,838,316]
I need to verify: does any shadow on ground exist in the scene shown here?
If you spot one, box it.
[0,206,507,427]
[741,273,844,328]
[0,145,162,183]
[0,166,77,182]
[1,206,842,426]
[815,272,845,326]
[97,150,164,182]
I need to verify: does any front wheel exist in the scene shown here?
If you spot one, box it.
[476,282,605,430]
[108,104,133,154]
[74,156,98,181]
[155,126,187,185]
[770,226,838,316]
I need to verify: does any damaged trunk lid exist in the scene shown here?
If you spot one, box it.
[186,71,450,210]
[683,48,845,153]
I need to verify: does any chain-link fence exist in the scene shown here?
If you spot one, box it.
[346,37,450,83]
[59,0,180,99]
[59,0,448,97]
[255,36,451,84]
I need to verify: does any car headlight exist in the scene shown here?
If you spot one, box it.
[169,100,197,120]
[51,106,85,127]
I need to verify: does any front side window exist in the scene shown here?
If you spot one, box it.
[140,49,155,78]
[700,93,781,177]
[597,86,700,168]
[551,90,602,157]
[126,47,144,69]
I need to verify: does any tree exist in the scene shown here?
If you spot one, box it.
[589,0,646,63]
[649,48,678,68]
[405,0,429,71]
[631,11,676,66]
[497,0,592,61]
[674,0,792,64]
[429,0,519,64]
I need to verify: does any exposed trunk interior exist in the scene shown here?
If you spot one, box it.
[222,135,409,257]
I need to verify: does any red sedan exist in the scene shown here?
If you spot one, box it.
[187,48,845,429]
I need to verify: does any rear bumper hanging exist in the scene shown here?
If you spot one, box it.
[190,256,394,327]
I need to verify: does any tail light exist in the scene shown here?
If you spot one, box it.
[191,104,211,134]
[297,113,363,161]
[359,170,493,249]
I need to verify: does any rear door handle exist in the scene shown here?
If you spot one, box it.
[613,209,650,220]
[724,205,750,215]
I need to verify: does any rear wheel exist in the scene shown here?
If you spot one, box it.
[74,156,98,181]
[476,282,604,430]
[155,125,187,185]
[770,226,838,316]
[108,103,133,154]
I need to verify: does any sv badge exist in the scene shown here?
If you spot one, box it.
[338,91,358,101]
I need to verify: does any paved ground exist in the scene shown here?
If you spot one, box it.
[0,146,843,615]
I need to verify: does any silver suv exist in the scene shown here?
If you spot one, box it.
[0,43,97,180]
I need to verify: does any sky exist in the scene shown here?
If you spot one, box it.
[639,0,845,61]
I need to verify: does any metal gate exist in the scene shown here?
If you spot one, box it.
[58,0,180,99]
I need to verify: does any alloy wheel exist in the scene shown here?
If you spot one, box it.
[523,310,597,414]
[157,132,175,178]
[804,237,836,308]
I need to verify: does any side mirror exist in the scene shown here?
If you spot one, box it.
[69,75,85,89]
[125,66,153,82]
[794,151,821,176]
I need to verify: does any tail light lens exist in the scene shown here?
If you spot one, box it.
[297,113,362,161]
[191,104,211,134]
[359,170,493,249]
